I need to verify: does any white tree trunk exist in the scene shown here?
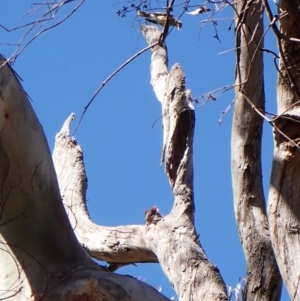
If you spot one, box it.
[0,56,171,301]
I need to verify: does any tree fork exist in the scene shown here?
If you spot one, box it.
[0,57,170,301]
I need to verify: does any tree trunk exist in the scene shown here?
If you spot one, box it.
[231,1,282,300]
[268,0,300,299]
[0,57,170,301]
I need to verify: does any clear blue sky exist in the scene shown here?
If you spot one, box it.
[0,1,289,300]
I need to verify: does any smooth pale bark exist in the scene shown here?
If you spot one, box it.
[53,114,158,265]
[268,0,300,299]
[231,1,282,300]
[0,57,170,301]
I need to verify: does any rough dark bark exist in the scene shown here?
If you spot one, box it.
[267,0,300,299]
[231,1,282,300]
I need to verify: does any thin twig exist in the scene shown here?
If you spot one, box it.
[72,42,159,135]
[261,0,300,119]
[3,0,84,64]
[242,92,300,151]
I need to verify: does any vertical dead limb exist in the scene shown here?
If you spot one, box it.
[231,1,282,300]
[141,25,228,301]
[267,0,300,299]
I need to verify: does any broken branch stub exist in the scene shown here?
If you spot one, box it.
[53,115,159,265]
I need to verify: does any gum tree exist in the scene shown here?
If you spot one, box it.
[0,0,300,300]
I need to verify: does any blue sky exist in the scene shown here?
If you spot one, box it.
[0,1,289,300]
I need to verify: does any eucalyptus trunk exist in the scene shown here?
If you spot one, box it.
[231,0,282,300]
[268,0,300,299]
[0,57,170,301]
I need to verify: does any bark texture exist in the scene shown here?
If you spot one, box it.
[267,0,300,299]
[53,26,229,301]
[140,25,228,301]
[231,1,282,300]
[0,57,171,301]
[53,114,158,265]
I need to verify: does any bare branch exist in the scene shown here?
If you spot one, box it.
[1,0,84,64]
[72,42,158,134]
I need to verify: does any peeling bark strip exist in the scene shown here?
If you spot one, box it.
[0,57,173,301]
[231,1,282,300]
[268,0,300,299]
[141,25,195,190]
[165,64,195,188]
[141,25,228,301]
